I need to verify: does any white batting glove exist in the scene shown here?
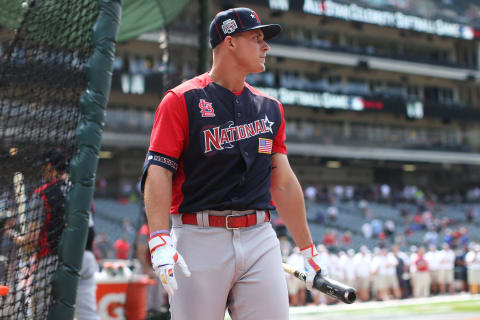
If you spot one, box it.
[148,233,191,296]
[301,243,328,290]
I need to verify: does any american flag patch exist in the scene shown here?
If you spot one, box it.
[258,138,273,154]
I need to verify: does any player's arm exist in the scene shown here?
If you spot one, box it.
[270,153,312,249]
[270,153,327,286]
[144,166,173,231]
[141,91,191,296]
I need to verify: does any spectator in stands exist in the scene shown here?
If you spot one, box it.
[458,226,469,247]
[323,229,337,249]
[411,246,431,297]
[466,243,480,294]
[354,246,371,301]
[424,227,439,247]
[361,221,373,239]
[93,232,114,260]
[327,205,338,222]
[114,237,130,259]
[285,247,306,306]
[466,208,475,224]
[345,186,355,202]
[400,208,410,224]
[380,184,391,203]
[359,199,373,219]
[304,185,318,203]
[313,210,325,225]
[443,228,454,248]
[384,219,396,238]
[437,243,455,294]
[340,231,352,246]
[371,218,383,237]
[412,211,425,231]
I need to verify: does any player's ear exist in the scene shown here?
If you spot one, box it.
[224,36,235,49]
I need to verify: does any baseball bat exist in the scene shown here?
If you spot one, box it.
[13,172,27,234]
[282,263,357,304]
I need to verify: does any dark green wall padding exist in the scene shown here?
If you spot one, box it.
[47,0,121,319]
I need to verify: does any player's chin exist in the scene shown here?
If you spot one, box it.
[252,63,266,73]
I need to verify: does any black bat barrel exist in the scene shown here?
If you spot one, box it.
[313,274,357,304]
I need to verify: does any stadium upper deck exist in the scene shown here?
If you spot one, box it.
[4,1,477,194]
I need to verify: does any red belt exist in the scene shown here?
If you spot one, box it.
[181,211,270,230]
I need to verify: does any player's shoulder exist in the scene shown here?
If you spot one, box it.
[169,73,213,96]
[245,82,282,106]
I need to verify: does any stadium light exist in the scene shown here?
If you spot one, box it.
[402,164,416,172]
[326,161,341,168]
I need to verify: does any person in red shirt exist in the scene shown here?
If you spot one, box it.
[323,229,338,248]
[412,246,431,297]
[114,238,130,259]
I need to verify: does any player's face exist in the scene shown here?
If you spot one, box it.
[232,29,269,74]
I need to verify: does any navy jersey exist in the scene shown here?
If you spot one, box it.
[142,73,287,214]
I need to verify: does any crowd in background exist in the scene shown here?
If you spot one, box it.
[279,240,480,306]
[86,181,480,312]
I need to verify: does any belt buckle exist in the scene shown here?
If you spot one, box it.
[225,214,239,230]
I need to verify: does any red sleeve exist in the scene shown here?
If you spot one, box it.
[149,91,189,159]
[273,102,287,154]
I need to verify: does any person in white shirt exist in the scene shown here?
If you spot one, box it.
[424,244,440,294]
[285,247,306,306]
[370,247,386,300]
[371,247,401,300]
[437,243,455,294]
[381,248,401,300]
[465,243,480,294]
[340,249,356,288]
[353,246,371,301]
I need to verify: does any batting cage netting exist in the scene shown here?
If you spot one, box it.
[0,0,99,318]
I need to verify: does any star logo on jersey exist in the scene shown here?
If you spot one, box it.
[199,99,215,117]
[263,115,274,133]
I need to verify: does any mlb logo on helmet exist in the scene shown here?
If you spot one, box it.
[209,7,281,48]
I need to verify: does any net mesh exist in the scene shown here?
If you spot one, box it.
[0,0,98,318]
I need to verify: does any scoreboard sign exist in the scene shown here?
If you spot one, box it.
[267,0,475,40]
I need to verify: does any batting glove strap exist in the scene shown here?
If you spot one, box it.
[301,244,328,290]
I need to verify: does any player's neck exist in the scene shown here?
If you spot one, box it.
[208,66,246,93]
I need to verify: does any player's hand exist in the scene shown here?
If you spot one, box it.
[301,243,328,290]
[148,233,191,296]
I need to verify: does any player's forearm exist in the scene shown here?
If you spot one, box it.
[144,166,173,232]
[271,177,313,249]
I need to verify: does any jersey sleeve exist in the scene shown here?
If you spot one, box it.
[149,91,189,158]
[273,101,287,154]
[140,91,189,192]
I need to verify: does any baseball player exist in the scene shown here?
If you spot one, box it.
[141,7,327,320]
